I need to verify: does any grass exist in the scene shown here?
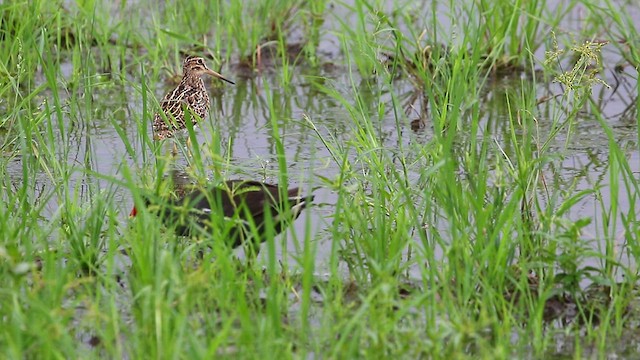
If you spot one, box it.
[1,0,640,358]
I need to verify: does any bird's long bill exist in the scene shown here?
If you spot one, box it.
[205,68,235,85]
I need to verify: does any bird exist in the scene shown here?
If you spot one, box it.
[152,56,234,141]
[130,171,314,250]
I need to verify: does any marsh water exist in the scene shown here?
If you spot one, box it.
[12,53,638,263]
[5,0,640,356]
[5,2,640,271]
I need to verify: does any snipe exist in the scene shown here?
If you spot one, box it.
[153,56,234,141]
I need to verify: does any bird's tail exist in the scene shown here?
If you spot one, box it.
[286,188,315,219]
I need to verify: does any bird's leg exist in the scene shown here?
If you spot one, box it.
[171,142,179,157]
[242,236,261,267]
[186,137,193,158]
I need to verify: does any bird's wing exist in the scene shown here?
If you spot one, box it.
[177,181,308,225]
[153,100,186,135]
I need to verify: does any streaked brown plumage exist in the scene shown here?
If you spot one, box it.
[153,56,234,140]
[130,172,314,250]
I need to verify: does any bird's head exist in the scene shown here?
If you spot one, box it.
[129,191,154,218]
[183,56,235,84]
[129,170,196,218]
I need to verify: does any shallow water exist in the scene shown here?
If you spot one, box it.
[4,0,640,355]
[6,0,640,269]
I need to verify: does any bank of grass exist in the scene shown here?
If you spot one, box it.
[1,0,639,358]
